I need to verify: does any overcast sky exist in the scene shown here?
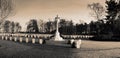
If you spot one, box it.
[7,0,106,31]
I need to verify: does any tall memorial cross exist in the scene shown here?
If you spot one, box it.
[52,15,64,41]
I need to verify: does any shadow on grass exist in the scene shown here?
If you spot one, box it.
[15,41,72,49]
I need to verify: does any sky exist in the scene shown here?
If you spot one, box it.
[7,0,106,31]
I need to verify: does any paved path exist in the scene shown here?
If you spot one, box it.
[0,40,120,58]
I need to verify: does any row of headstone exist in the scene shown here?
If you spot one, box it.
[68,39,82,48]
[64,35,93,39]
[0,33,93,39]
[1,35,46,44]
[0,33,52,39]
[0,33,83,49]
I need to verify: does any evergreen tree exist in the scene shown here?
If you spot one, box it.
[27,19,39,33]
[106,0,120,34]
[106,0,118,21]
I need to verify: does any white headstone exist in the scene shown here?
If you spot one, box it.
[2,36,4,40]
[70,39,75,44]
[32,38,35,44]
[39,39,43,44]
[14,37,17,41]
[5,36,8,40]
[9,37,12,41]
[19,37,23,42]
[72,39,82,48]
[26,38,29,43]
[68,39,74,44]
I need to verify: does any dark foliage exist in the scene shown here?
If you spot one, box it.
[27,19,39,33]
[90,0,120,40]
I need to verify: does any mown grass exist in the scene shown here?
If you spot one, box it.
[0,39,120,58]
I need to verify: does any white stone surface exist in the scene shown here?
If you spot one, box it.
[72,39,82,48]
[19,37,23,42]
[9,37,12,41]
[28,35,30,38]
[53,31,64,41]
[39,39,43,44]
[70,39,75,44]
[52,15,64,41]
[2,36,4,40]
[14,37,17,42]
[32,38,35,44]
[5,36,8,40]
[26,38,29,43]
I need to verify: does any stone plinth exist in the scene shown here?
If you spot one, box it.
[52,31,64,41]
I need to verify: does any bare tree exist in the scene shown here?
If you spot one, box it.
[14,22,21,33]
[0,0,14,22]
[0,0,14,32]
[38,19,46,33]
[88,3,105,20]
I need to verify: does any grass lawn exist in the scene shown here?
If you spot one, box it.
[0,39,120,58]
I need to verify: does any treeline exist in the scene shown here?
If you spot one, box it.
[89,0,120,35]
[89,0,120,40]
[0,20,21,33]
[26,19,89,35]
[1,0,120,38]
[26,0,120,37]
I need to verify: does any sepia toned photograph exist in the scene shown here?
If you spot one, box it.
[0,0,120,58]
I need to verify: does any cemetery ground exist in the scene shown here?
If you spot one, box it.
[0,39,120,58]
